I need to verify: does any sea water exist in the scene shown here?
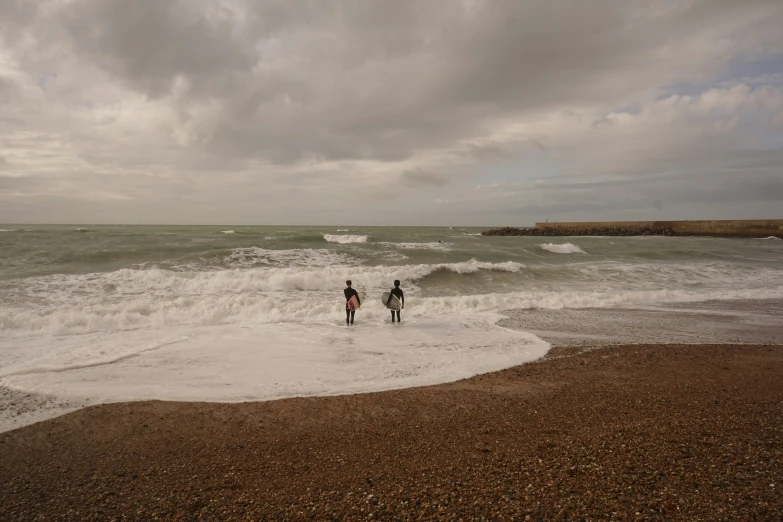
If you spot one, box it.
[1,225,782,431]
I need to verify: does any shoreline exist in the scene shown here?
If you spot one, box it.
[499,298,783,348]
[2,298,782,434]
[2,343,782,520]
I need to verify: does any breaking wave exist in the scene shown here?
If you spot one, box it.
[224,247,352,267]
[381,242,452,251]
[0,260,523,336]
[324,234,368,244]
[539,243,586,254]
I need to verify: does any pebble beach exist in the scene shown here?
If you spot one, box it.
[2,343,781,521]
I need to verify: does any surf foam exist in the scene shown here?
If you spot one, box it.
[224,247,352,267]
[324,234,368,244]
[539,243,586,254]
[381,242,452,251]
[0,315,549,432]
[3,264,781,338]
[0,260,525,335]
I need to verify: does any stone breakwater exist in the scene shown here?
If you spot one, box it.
[482,225,675,236]
[483,219,783,238]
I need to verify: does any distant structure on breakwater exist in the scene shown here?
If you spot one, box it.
[482,219,783,238]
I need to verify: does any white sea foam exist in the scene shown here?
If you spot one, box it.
[756,236,781,240]
[0,260,526,335]
[224,247,351,267]
[540,243,586,254]
[0,314,550,431]
[3,273,783,432]
[381,241,452,251]
[324,234,368,244]
[221,229,235,234]
[0,229,16,232]
[3,261,782,339]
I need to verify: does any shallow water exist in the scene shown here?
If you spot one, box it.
[1,225,782,431]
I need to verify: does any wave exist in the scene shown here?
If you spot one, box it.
[3,275,781,337]
[324,234,368,244]
[224,247,352,267]
[221,230,235,235]
[0,260,524,335]
[0,229,17,233]
[381,241,451,251]
[539,243,585,254]
[756,236,781,240]
[418,285,783,315]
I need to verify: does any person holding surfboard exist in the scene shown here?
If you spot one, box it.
[344,280,361,326]
[386,280,404,323]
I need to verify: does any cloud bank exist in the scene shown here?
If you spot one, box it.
[1,0,782,225]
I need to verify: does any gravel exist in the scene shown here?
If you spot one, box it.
[1,344,781,521]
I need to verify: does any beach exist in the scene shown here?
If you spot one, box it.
[2,342,782,521]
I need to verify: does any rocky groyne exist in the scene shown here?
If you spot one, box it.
[482,225,675,236]
[483,219,783,238]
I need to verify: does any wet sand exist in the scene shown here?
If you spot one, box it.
[2,343,782,521]
[499,298,783,347]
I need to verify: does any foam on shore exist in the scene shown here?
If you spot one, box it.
[0,314,548,432]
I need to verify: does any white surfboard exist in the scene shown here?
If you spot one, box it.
[381,291,401,311]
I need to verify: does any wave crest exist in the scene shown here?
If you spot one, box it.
[224,247,352,267]
[381,242,451,251]
[324,234,368,244]
[539,243,585,254]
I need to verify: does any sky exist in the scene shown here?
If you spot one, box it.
[1,0,782,226]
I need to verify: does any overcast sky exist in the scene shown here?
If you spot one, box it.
[1,0,782,226]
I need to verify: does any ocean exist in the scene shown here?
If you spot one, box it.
[1,225,782,431]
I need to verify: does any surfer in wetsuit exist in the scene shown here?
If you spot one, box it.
[344,280,360,325]
[387,280,404,323]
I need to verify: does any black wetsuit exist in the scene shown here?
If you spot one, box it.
[388,287,404,322]
[344,287,360,325]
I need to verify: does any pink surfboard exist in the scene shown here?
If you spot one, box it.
[346,292,364,311]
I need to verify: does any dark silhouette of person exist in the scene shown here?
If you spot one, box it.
[386,279,404,323]
[344,280,361,325]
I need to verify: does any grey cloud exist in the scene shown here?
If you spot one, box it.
[483,164,783,221]
[400,169,449,187]
[1,0,783,225]
[0,0,39,44]
[61,0,256,98]
[39,0,777,165]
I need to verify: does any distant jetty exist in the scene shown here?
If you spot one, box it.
[482,220,783,238]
